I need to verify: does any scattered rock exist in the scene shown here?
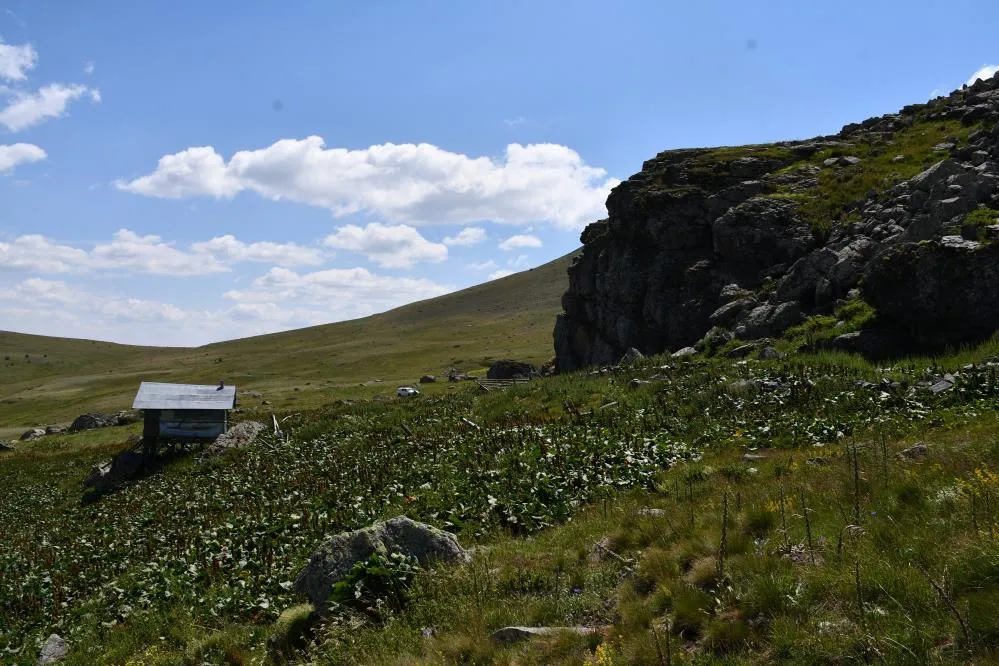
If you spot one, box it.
[629,378,649,389]
[726,344,756,359]
[806,457,828,466]
[201,421,265,460]
[489,626,603,645]
[69,412,119,432]
[36,634,68,665]
[45,425,66,435]
[0,440,14,451]
[637,508,668,517]
[83,450,145,494]
[293,516,469,612]
[898,443,929,459]
[672,346,698,358]
[419,375,437,384]
[20,428,45,441]
[619,347,645,366]
[487,360,539,380]
[758,346,782,360]
[742,453,767,461]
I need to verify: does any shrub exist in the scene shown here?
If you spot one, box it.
[267,604,316,660]
[743,506,777,538]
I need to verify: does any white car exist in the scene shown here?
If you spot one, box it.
[396,386,420,397]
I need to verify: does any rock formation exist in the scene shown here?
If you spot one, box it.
[293,516,469,612]
[556,73,999,370]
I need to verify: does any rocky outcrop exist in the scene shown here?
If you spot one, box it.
[556,73,999,369]
[293,516,469,612]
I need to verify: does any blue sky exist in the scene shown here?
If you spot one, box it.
[1,0,997,346]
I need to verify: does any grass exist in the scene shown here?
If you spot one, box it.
[8,341,999,663]
[784,119,975,231]
[0,251,575,432]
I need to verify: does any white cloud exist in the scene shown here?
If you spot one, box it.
[224,266,452,308]
[0,83,100,132]
[468,259,498,271]
[0,277,76,304]
[89,229,228,275]
[443,226,486,247]
[117,138,618,230]
[498,234,542,251]
[488,269,515,280]
[0,235,89,272]
[83,60,95,75]
[0,40,36,81]
[323,223,447,268]
[0,230,327,275]
[504,116,527,127]
[190,234,324,266]
[968,65,999,87]
[0,142,45,173]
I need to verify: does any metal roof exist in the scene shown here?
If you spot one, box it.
[132,382,236,410]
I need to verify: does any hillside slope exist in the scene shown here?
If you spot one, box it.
[0,251,576,429]
[556,73,999,369]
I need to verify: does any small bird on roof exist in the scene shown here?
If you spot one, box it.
[217,380,225,391]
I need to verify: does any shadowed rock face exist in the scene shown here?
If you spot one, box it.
[556,74,999,370]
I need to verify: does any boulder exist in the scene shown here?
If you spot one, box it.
[618,347,644,366]
[36,634,67,665]
[201,421,265,460]
[84,450,145,494]
[864,240,999,349]
[489,626,603,646]
[671,346,698,358]
[758,346,782,360]
[0,440,14,451]
[20,428,45,441]
[69,412,119,432]
[45,425,66,435]
[419,375,437,384]
[293,516,470,612]
[487,360,539,380]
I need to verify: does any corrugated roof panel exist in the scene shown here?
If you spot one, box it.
[132,382,236,410]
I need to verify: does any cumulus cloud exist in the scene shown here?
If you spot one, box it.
[0,82,100,132]
[0,230,327,275]
[498,233,542,251]
[468,259,498,271]
[323,223,447,268]
[224,266,451,308]
[443,226,487,247]
[89,230,229,275]
[488,269,515,280]
[968,64,999,87]
[0,142,45,173]
[190,234,325,266]
[0,39,36,81]
[83,60,95,75]
[117,138,618,229]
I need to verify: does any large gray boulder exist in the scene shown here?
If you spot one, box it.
[36,634,67,665]
[293,516,470,612]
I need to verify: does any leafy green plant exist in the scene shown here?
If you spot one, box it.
[330,552,422,621]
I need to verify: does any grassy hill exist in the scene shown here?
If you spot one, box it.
[0,251,576,432]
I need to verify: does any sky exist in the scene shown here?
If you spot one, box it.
[1,1,997,347]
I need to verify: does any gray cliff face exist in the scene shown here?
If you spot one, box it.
[555,74,999,371]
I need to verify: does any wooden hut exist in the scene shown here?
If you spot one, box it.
[132,382,236,442]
